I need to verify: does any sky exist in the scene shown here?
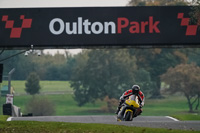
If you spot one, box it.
[0,0,128,55]
[0,0,128,8]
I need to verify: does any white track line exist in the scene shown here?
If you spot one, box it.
[165,116,179,121]
[7,117,13,122]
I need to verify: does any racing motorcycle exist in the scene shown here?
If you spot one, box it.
[117,94,140,121]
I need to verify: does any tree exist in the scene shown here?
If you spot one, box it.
[45,56,76,80]
[134,68,156,97]
[0,49,76,80]
[127,0,146,6]
[190,0,200,29]
[188,48,200,66]
[71,49,137,106]
[25,72,41,95]
[129,48,183,98]
[127,0,188,6]
[161,63,200,112]
[0,50,29,80]
[30,51,67,80]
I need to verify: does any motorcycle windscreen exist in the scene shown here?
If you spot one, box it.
[125,95,140,108]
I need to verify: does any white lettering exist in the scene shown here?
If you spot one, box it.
[104,22,116,34]
[78,17,82,34]
[49,18,64,35]
[83,19,91,34]
[49,17,118,35]
[91,22,103,34]
[66,22,77,34]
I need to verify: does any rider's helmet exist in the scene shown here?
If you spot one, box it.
[131,85,140,94]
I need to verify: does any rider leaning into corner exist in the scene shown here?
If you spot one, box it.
[115,85,145,116]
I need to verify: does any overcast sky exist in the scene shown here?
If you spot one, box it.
[0,0,128,55]
[0,0,128,8]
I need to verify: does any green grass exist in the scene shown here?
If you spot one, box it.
[1,80,73,94]
[142,96,190,116]
[45,94,106,115]
[0,115,9,121]
[0,115,199,133]
[172,114,200,121]
[0,80,200,132]
[1,81,200,118]
[0,94,107,116]
[1,93,199,117]
[0,119,199,133]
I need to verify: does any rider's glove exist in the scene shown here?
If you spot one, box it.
[120,96,125,102]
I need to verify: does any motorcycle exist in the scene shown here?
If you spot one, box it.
[117,94,140,121]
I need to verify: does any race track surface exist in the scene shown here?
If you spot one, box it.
[10,115,200,131]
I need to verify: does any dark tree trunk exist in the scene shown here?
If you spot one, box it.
[195,94,199,110]
[186,94,193,112]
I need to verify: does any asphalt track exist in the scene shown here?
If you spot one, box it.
[9,115,200,131]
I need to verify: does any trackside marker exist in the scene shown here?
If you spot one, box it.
[7,117,13,121]
[166,116,179,121]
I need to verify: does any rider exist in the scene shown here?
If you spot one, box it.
[115,85,145,116]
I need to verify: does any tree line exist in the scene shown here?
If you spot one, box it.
[127,0,198,6]
[1,0,200,112]
[71,48,200,112]
[1,48,200,112]
[0,50,75,80]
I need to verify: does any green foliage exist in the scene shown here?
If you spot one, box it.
[0,50,74,80]
[2,48,200,105]
[0,50,26,79]
[71,49,137,106]
[134,69,156,97]
[182,48,200,66]
[25,72,41,95]
[36,53,75,80]
[130,48,182,98]
[25,96,55,116]
[45,64,63,80]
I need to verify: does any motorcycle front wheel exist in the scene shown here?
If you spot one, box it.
[124,111,132,121]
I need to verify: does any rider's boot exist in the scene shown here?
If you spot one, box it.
[115,100,123,114]
[115,106,121,114]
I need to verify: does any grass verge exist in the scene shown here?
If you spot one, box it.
[1,80,73,94]
[0,115,9,121]
[0,80,199,117]
[0,120,199,133]
[172,114,200,121]
[1,93,199,116]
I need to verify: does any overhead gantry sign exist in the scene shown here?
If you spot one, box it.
[0,6,199,48]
